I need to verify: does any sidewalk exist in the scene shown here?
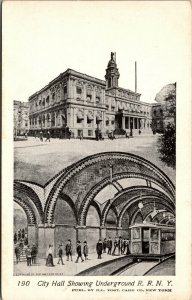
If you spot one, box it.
[14,252,125,276]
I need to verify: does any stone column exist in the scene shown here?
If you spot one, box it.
[28,224,38,246]
[44,224,56,256]
[100,227,107,240]
[54,112,57,127]
[67,77,71,99]
[93,86,96,106]
[76,226,87,242]
[37,224,46,258]
[122,116,125,129]
[116,227,123,237]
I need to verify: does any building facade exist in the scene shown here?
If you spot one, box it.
[28,53,153,138]
[14,100,29,137]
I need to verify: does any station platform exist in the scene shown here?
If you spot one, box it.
[14,252,126,276]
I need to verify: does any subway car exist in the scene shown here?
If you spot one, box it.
[129,223,175,261]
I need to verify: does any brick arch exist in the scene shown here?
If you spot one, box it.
[105,189,174,228]
[44,152,175,224]
[88,200,102,225]
[130,199,174,226]
[52,192,78,224]
[14,197,36,225]
[14,181,44,223]
[79,183,174,226]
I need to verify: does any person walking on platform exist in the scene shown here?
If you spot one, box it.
[15,244,20,264]
[126,239,131,255]
[57,245,64,265]
[83,241,88,260]
[96,239,103,259]
[25,245,32,266]
[75,241,84,263]
[103,238,107,253]
[46,245,54,267]
[31,243,38,264]
[112,236,120,256]
[65,239,73,261]
[107,237,112,255]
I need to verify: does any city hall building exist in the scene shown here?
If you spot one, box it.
[28,53,152,138]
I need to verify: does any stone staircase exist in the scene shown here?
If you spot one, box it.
[14,244,27,262]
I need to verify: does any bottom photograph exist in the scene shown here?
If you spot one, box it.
[14,151,175,276]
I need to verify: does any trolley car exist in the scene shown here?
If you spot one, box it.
[129,223,175,261]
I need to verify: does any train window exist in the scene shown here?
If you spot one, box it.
[151,229,159,240]
[161,232,175,241]
[142,228,149,240]
[132,228,140,239]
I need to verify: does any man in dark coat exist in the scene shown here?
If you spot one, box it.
[25,245,32,266]
[75,241,84,263]
[65,239,73,261]
[96,239,103,259]
[31,243,38,264]
[15,244,20,264]
[107,237,112,255]
[83,241,88,260]
[103,238,107,253]
[57,245,64,265]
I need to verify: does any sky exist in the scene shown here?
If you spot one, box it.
[3,1,190,103]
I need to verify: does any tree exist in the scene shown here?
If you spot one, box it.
[157,123,176,169]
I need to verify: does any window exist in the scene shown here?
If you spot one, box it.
[64,86,67,94]
[25,122,28,127]
[106,105,109,110]
[96,96,100,102]
[87,93,92,101]
[111,120,115,125]
[106,120,109,126]
[87,117,92,124]
[153,110,157,116]
[88,130,93,136]
[77,117,82,123]
[76,87,82,94]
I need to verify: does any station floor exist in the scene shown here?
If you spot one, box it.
[14,252,125,276]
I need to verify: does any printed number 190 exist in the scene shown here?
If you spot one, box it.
[18,281,30,286]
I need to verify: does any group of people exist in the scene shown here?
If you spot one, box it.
[35,130,51,142]
[15,241,38,266]
[45,236,130,267]
[14,228,28,245]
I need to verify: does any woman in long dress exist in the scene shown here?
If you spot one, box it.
[46,245,54,266]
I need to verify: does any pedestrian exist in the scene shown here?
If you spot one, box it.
[139,129,141,135]
[21,228,25,239]
[31,243,38,264]
[75,241,84,263]
[107,237,112,255]
[126,239,131,255]
[25,132,28,139]
[83,241,88,260]
[39,131,43,142]
[119,236,123,255]
[112,236,119,256]
[14,232,17,244]
[96,239,103,259]
[45,245,54,267]
[15,244,20,264]
[45,131,51,142]
[65,239,73,261]
[103,238,107,253]
[79,131,83,140]
[25,245,32,266]
[18,230,21,241]
[57,245,64,265]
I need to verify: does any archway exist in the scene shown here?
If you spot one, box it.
[53,193,77,256]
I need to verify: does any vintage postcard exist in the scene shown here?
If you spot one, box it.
[2,1,191,300]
